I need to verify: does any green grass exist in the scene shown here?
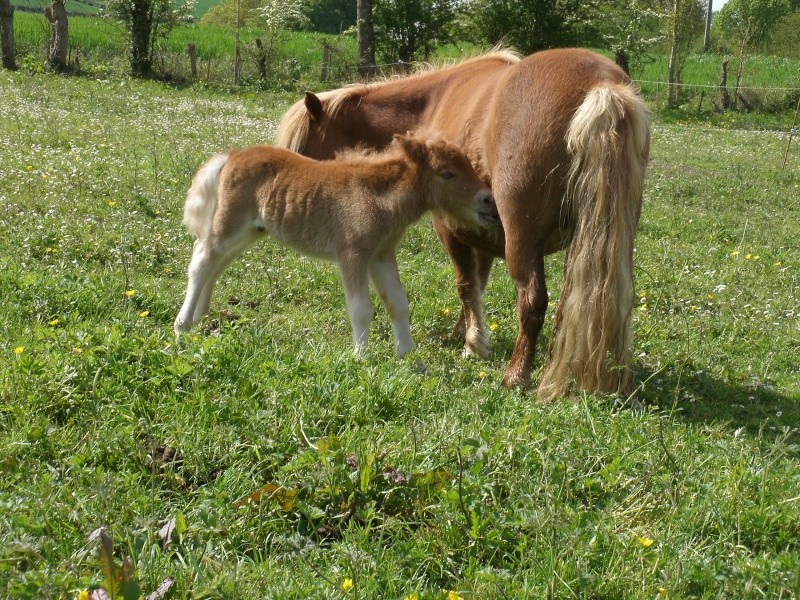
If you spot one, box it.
[0,71,799,598]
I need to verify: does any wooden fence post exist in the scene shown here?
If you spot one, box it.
[320,43,330,83]
[188,42,197,81]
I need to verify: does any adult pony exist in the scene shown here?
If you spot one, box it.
[174,133,497,358]
[275,48,650,400]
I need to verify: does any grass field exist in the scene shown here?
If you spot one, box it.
[0,70,799,598]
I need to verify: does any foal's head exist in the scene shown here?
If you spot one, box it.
[392,133,499,228]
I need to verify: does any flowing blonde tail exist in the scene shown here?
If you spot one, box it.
[183,153,228,241]
[538,83,650,401]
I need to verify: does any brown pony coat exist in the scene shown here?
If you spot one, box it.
[174,134,497,358]
[275,48,650,399]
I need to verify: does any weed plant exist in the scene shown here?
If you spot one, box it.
[0,71,798,598]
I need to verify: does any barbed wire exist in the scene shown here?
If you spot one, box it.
[632,79,800,92]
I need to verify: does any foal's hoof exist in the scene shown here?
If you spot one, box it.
[173,319,192,335]
[462,342,490,360]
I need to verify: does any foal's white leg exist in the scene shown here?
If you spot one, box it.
[174,232,259,333]
[175,240,218,333]
[368,254,415,358]
[337,253,373,356]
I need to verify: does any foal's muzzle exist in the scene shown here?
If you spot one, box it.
[477,192,501,225]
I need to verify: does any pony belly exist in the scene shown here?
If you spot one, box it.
[256,215,338,261]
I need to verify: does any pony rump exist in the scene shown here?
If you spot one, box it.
[538,83,650,401]
[183,153,228,241]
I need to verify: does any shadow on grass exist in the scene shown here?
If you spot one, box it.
[633,363,799,444]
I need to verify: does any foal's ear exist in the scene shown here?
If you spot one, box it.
[392,133,426,161]
[304,92,324,123]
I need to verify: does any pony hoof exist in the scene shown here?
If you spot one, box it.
[502,371,531,389]
[462,343,489,360]
[174,319,192,334]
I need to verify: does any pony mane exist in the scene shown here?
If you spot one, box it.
[273,49,521,152]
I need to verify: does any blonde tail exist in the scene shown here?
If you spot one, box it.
[183,153,228,240]
[538,83,650,401]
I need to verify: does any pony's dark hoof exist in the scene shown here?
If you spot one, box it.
[502,371,531,390]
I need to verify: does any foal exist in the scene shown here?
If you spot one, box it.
[174,133,498,358]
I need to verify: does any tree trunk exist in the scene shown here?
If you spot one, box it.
[357,0,375,79]
[130,0,153,77]
[667,0,681,109]
[615,48,630,76]
[703,0,713,52]
[0,0,17,71]
[45,0,69,70]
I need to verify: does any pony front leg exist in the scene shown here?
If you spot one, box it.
[338,253,374,357]
[432,221,491,359]
[368,254,416,358]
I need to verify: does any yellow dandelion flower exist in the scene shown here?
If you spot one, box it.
[74,347,83,354]
[637,536,655,548]
[638,304,648,311]
[658,587,668,597]
[125,289,136,297]
[77,591,90,600]
[108,201,117,207]
[27,165,33,171]
[448,591,463,600]
[139,311,150,318]
[730,250,739,256]
[745,253,752,260]
[341,578,353,592]
[478,370,488,379]
[404,594,420,600]
[440,307,451,316]
[48,318,59,326]
[14,346,25,355]
[753,255,760,260]
[489,320,499,331]
[774,261,782,267]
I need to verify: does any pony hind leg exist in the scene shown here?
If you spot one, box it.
[174,230,260,333]
[368,254,415,358]
[503,249,548,389]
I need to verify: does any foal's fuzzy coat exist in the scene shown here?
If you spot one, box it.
[174,134,497,357]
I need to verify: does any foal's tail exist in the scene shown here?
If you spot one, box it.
[183,153,229,241]
[538,83,650,401]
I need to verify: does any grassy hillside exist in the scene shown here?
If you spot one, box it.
[0,70,798,598]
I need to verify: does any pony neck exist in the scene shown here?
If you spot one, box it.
[352,154,430,222]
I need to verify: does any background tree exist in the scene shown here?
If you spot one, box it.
[665,0,704,108]
[45,0,69,70]
[373,0,455,64]
[302,0,355,33]
[464,0,600,55]
[715,0,791,107]
[0,0,16,70]
[357,0,375,77]
[592,0,665,74]
[715,0,791,56]
[104,0,195,77]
